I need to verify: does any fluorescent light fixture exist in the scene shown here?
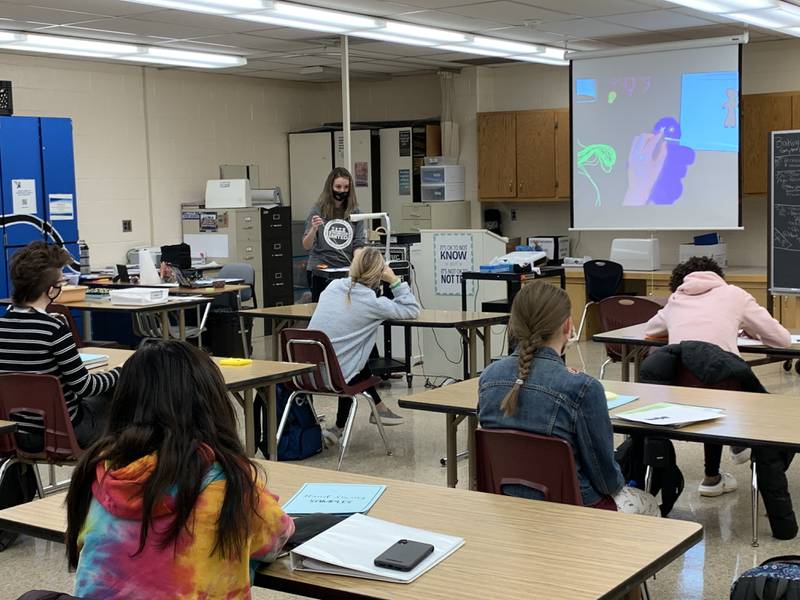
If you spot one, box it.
[465,36,542,55]
[728,6,800,28]
[668,0,776,11]
[271,2,378,29]
[235,12,349,33]
[121,0,269,14]
[509,54,569,65]
[0,30,246,68]
[351,31,439,46]
[381,21,467,43]
[130,47,247,67]
[437,44,511,57]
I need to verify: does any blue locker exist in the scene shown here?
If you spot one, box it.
[0,244,6,298]
[0,116,46,247]
[41,118,79,245]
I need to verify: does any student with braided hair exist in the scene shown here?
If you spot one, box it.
[309,247,420,445]
[478,281,658,516]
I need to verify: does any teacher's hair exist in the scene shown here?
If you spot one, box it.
[317,167,359,220]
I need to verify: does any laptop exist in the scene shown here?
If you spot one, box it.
[173,266,213,288]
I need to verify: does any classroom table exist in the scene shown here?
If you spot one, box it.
[241,304,510,380]
[399,377,800,544]
[592,323,800,382]
[0,461,702,600]
[0,420,17,435]
[84,347,313,458]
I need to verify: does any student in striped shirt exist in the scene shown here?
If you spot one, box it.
[0,241,119,447]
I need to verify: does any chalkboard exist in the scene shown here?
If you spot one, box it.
[770,130,800,294]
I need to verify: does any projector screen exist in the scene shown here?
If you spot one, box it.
[570,43,741,230]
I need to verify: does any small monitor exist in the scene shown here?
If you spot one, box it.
[115,265,130,283]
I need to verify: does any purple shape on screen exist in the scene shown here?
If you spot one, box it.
[649,117,695,205]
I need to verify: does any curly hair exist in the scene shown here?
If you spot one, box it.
[669,256,724,292]
[9,241,72,304]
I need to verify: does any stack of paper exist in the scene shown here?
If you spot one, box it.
[290,513,464,584]
[604,390,639,411]
[282,483,386,516]
[614,402,724,428]
[80,353,109,369]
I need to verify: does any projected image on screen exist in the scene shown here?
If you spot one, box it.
[571,45,740,230]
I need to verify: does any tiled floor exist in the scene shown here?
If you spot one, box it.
[2,338,800,599]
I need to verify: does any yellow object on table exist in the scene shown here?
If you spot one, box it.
[219,358,253,366]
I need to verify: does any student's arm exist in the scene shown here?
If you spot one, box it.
[740,290,791,348]
[643,308,669,340]
[352,219,366,250]
[51,325,120,400]
[370,281,421,321]
[574,378,625,498]
[249,486,296,564]
[302,210,322,251]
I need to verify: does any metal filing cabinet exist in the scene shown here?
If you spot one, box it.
[400,201,469,233]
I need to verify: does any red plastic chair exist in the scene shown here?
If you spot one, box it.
[596,296,662,379]
[0,374,84,498]
[46,304,83,348]
[476,428,583,506]
[279,328,391,470]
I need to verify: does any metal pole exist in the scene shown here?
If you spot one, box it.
[340,35,351,171]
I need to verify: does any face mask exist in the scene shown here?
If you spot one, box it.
[332,190,349,203]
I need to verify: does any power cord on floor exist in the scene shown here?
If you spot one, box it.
[410,263,463,366]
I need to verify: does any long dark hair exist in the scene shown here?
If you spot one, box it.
[65,340,262,568]
[316,166,358,220]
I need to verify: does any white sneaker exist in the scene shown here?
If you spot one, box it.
[369,406,404,426]
[698,472,738,497]
[322,426,341,448]
[730,446,751,465]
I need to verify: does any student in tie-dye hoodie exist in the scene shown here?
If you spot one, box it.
[65,340,294,600]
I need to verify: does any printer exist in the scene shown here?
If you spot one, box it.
[205,179,252,209]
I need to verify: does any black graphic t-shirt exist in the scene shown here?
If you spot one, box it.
[305,206,366,270]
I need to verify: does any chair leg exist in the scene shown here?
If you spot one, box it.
[337,396,359,471]
[576,302,592,341]
[48,464,56,487]
[0,457,19,492]
[751,460,759,547]
[32,464,45,499]
[599,358,612,380]
[363,391,392,456]
[276,392,299,446]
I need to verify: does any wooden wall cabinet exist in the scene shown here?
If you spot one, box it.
[741,93,793,195]
[478,109,569,201]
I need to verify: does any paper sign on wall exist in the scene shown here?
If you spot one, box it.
[11,179,37,215]
[49,194,74,221]
[433,232,474,296]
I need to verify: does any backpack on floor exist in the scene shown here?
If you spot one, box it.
[254,384,322,461]
[0,460,39,551]
[615,435,684,517]
[730,556,800,600]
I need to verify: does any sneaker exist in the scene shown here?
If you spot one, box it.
[369,406,404,426]
[730,446,751,465]
[698,472,738,497]
[322,426,341,448]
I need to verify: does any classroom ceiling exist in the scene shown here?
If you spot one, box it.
[0,0,787,82]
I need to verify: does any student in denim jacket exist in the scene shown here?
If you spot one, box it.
[478,282,658,516]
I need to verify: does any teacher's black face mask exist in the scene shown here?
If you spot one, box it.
[332,190,349,203]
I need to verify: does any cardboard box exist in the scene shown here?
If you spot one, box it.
[528,236,569,265]
[679,243,728,267]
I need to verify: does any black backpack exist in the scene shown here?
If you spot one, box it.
[730,556,800,600]
[254,384,322,461]
[0,460,39,551]
[615,435,684,517]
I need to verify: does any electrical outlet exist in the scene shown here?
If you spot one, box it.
[122,220,132,232]
[511,210,517,221]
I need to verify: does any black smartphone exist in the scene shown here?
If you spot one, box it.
[373,539,435,572]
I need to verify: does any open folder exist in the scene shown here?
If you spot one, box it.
[614,402,724,428]
[290,513,464,584]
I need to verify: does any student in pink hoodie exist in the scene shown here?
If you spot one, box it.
[645,256,791,497]
[65,340,294,600]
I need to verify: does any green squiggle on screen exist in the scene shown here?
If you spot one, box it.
[576,140,617,207]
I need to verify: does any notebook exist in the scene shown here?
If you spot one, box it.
[290,513,464,584]
[79,353,109,369]
[613,402,724,428]
[282,483,386,516]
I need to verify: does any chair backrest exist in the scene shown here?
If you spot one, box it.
[476,428,583,506]
[280,328,349,394]
[0,373,83,461]
[217,262,256,304]
[583,260,625,302]
[46,304,83,348]
[596,296,662,361]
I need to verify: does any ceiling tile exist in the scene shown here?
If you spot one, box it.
[444,1,572,25]
[0,0,159,17]
[28,24,154,43]
[397,0,506,9]
[350,60,421,72]
[595,31,680,45]
[600,9,714,30]
[246,26,336,41]
[293,0,420,16]
[540,18,644,37]
[509,0,670,17]
[565,38,618,50]
[393,9,505,32]
[246,58,305,69]
[58,16,224,40]
[127,9,264,33]
[347,40,443,56]
[479,25,567,44]
[0,3,108,25]
[176,33,321,52]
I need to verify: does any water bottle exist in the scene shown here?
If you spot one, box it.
[78,240,90,275]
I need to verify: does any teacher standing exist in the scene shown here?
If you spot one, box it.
[303,167,366,301]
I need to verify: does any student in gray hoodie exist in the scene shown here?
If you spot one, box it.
[308,247,421,443]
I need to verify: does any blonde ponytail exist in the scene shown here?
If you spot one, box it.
[345,247,384,304]
[500,282,571,417]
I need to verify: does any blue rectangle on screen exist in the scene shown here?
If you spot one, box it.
[680,71,739,152]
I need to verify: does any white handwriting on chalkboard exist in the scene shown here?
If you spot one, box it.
[774,205,800,251]
[776,137,800,155]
